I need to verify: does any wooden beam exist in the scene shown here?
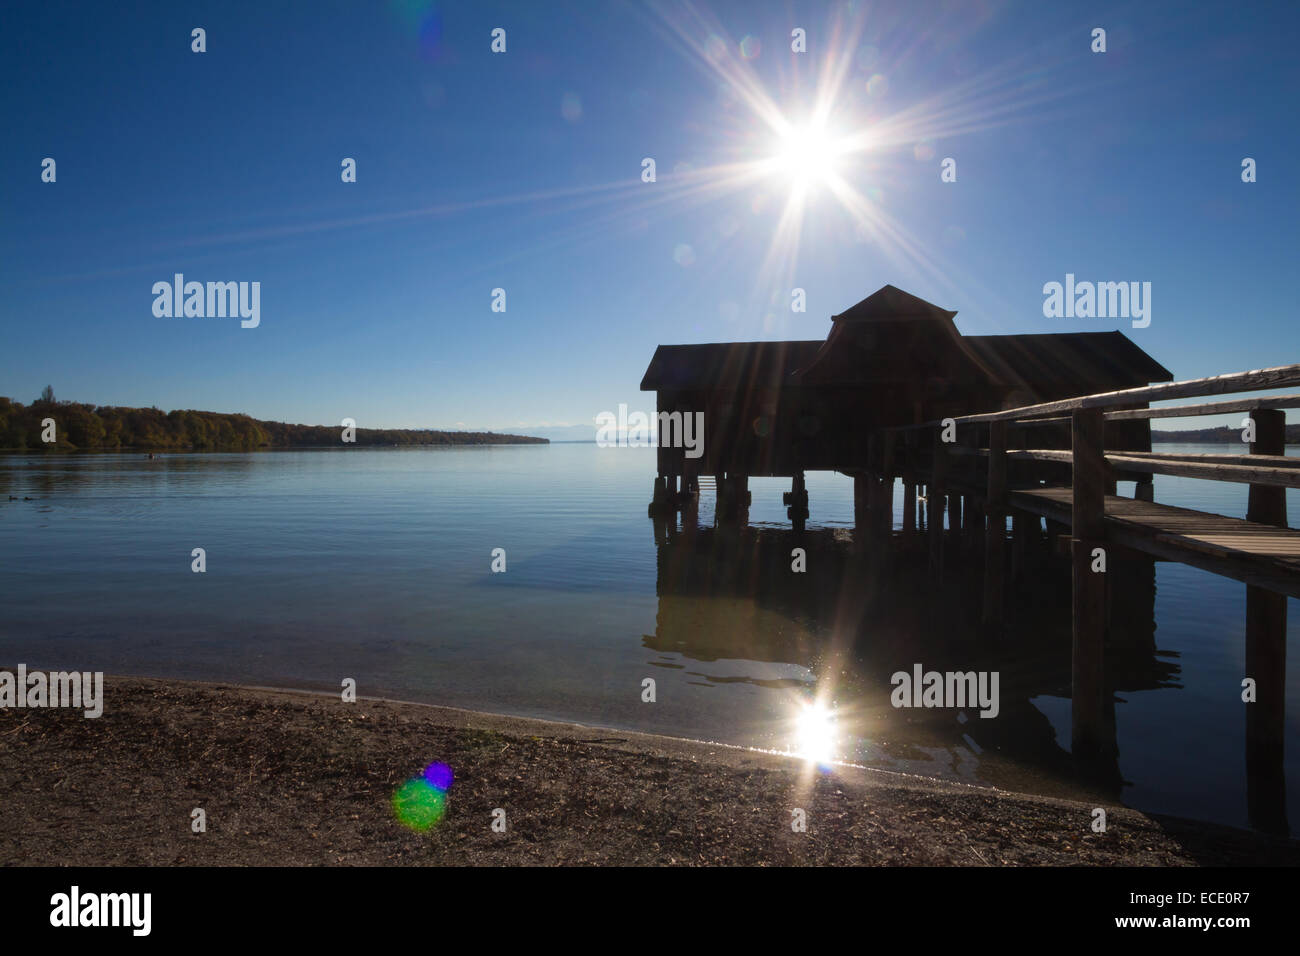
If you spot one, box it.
[1008,449,1300,489]
[1119,450,1300,469]
[1107,393,1300,420]
[893,363,1300,429]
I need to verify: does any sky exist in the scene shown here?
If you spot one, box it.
[2,0,1297,434]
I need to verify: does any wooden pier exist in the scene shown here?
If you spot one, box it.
[872,363,1297,833]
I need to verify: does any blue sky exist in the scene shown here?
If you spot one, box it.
[2,0,1297,432]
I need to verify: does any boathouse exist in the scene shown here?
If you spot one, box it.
[640,284,1173,518]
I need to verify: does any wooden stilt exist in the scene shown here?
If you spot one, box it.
[1245,407,1288,834]
[1011,512,1027,580]
[785,472,808,533]
[854,474,869,548]
[982,421,1007,633]
[929,435,948,578]
[902,480,916,537]
[1071,408,1108,759]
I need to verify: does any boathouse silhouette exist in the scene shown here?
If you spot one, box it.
[641,284,1172,521]
[642,285,1300,833]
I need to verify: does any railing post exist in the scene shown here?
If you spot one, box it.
[1071,407,1109,759]
[982,421,1007,633]
[1245,407,1288,833]
[1247,409,1287,527]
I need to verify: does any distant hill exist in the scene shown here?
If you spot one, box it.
[1152,425,1300,443]
[0,394,547,450]
[502,424,596,442]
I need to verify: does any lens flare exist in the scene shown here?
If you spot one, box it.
[424,761,454,790]
[793,701,837,764]
[392,778,447,831]
[393,760,455,831]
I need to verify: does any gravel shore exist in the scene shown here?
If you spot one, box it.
[1,676,1295,866]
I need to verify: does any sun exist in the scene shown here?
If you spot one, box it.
[771,120,848,190]
[793,699,838,763]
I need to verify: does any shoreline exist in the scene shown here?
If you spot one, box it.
[2,674,1296,866]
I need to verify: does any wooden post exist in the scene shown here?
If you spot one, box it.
[1245,408,1288,833]
[1008,512,1019,580]
[786,472,808,533]
[1247,409,1287,527]
[881,433,896,541]
[929,433,948,578]
[902,480,916,536]
[1071,408,1109,759]
[982,421,1007,632]
[854,474,869,549]
[948,493,962,544]
[968,495,985,553]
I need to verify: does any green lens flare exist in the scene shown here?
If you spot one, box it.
[392,778,447,831]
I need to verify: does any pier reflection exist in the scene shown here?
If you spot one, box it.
[648,520,1184,807]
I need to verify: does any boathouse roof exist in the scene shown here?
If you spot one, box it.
[964,332,1173,395]
[640,286,1172,396]
[639,341,823,391]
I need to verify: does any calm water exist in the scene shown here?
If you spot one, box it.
[1,442,1297,833]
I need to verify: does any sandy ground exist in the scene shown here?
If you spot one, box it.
[0,675,1295,866]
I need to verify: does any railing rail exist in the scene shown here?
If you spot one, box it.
[888,362,1300,432]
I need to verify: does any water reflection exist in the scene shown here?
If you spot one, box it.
[649,521,1189,808]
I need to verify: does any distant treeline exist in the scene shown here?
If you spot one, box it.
[0,389,546,450]
[1153,425,1300,443]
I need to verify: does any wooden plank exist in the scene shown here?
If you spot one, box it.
[1118,450,1300,469]
[1107,393,1300,420]
[1007,449,1300,488]
[901,363,1300,429]
[1009,486,1300,597]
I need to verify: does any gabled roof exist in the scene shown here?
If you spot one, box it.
[963,331,1173,396]
[640,341,823,391]
[799,284,997,386]
[830,284,959,324]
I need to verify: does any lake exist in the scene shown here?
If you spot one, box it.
[1,441,1296,833]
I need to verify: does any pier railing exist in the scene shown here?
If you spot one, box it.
[884,363,1299,763]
